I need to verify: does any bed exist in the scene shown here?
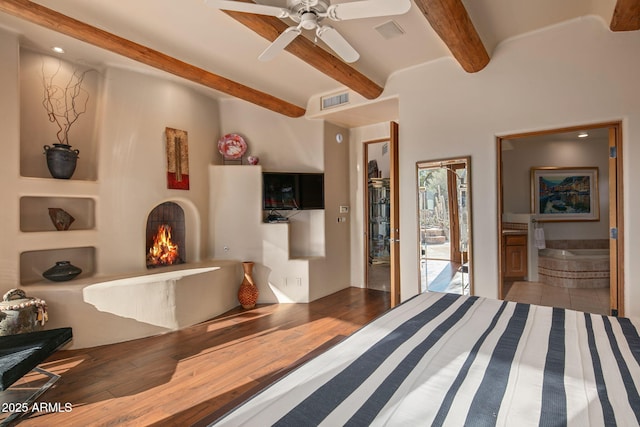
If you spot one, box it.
[203,292,640,426]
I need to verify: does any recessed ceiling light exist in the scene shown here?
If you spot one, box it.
[578,132,589,138]
[51,46,65,54]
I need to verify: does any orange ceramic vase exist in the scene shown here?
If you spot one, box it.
[238,262,258,309]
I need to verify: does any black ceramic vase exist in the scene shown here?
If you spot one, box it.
[42,261,82,282]
[44,143,80,179]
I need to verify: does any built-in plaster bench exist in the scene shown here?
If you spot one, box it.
[19,260,240,349]
[0,327,72,426]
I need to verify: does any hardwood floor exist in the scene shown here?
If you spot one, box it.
[4,288,389,427]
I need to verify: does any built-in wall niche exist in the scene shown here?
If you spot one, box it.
[19,49,99,181]
[20,197,95,232]
[20,247,96,285]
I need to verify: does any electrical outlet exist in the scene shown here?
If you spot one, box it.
[340,206,349,213]
[223,246,230,252]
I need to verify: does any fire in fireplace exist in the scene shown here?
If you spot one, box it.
[147,224,180,267]
[146,202,185,268]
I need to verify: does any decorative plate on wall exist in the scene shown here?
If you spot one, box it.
[218,133,247,160]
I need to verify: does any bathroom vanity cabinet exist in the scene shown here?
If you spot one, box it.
[503,233,528,279]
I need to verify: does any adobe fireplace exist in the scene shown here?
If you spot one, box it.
[146,202,186,268]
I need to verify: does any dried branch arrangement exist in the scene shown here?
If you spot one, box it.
[41,61,93,145]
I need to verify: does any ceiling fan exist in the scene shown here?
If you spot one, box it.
[205,0,411,63]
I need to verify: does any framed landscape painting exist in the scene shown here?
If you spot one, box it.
[531,167,599,222]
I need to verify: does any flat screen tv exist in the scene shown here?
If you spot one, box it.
[263,172,324,210]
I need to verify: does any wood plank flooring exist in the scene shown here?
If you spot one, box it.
[4,288,389,427]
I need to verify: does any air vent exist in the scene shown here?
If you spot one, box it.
[321,92,349,110]
[374,20,405,40]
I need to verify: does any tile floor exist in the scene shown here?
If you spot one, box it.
[422,259,469,295]
[367,263,390,292]
[504,281,610,315]
[370,259,609,316]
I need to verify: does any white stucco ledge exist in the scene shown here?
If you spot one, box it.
[86,264,221,287]
[19,260,242,349]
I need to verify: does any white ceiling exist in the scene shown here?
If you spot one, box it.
[0,0,620,127]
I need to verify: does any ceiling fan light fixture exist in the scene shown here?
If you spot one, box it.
[300,12,319,30]
[208,0,411,63]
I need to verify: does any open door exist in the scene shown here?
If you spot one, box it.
[363,122,400,307]
[389,122,401,306]
[417,157,472,295]
[608,125,623,316]
[446,162,467,265]
[497,122,624,316]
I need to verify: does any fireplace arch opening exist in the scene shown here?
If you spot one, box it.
[146,202,186,268]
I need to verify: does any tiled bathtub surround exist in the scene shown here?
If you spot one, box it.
[538,248,609,288]
[545,239,609,250]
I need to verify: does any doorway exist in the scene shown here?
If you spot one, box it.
[417,157,472,295]
[497,122,623,316]
[363,122,401,306]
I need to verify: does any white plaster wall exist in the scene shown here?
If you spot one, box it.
[0,29,20,286]
[309,121,351,301]
[367,141,391,179]
[209,165,312,303]
[19,49,100,180]
[209,165,265,262]
[208,115,352,303]
[218,98,324,171]
[383,17,640,318]
[0,29,234,347]
[217,99,326,258]
[96,67,220,274]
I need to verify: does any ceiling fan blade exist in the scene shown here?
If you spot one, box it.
[204,0,289,18]
[316,26,359,63]
[258,27,302,61]
[327,0,411,21]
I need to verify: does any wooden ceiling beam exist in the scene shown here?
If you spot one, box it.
[222,10,384,99]
[413,0,489,73]
[610,0,640,31]
[0,0,306,117]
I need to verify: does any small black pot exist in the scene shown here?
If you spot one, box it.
[42,261,82,282]
[44,143,80,179]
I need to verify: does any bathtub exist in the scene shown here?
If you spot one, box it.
[538,248,609,288]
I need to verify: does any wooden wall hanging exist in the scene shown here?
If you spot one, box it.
[165,127,189,190]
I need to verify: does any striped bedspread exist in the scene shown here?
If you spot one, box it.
[210,292,640,426]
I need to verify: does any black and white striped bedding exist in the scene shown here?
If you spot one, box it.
[210,292,640,426]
